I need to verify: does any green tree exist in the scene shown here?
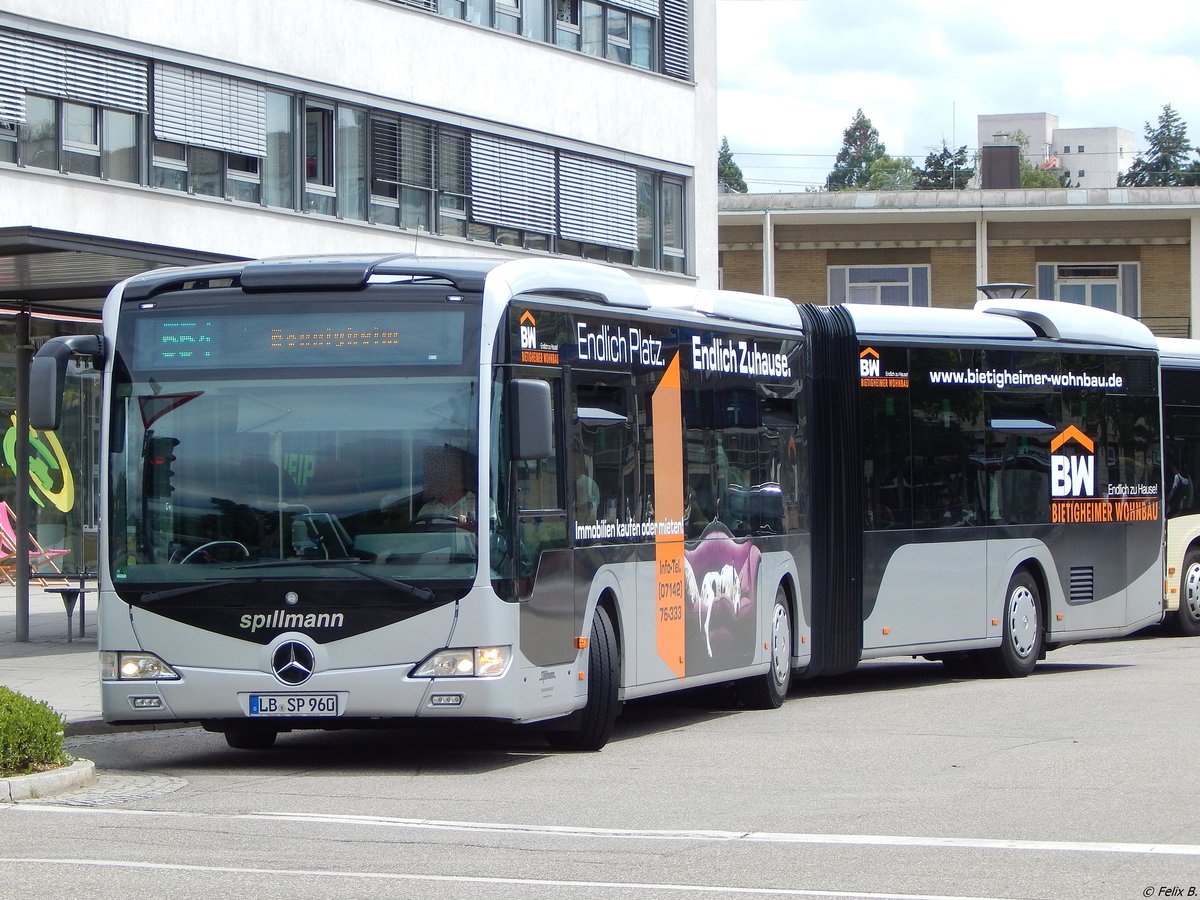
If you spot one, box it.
[1008,130,1065,188]
[865,155,917,190]
[717,136,747,193]
[825,109,887,191]
[1119,104,1198,186]
[916,141,974,189]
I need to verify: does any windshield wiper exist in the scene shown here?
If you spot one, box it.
[139,580,240,604]
[231,558,435,601]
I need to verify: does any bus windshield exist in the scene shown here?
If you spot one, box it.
[109,296,486,591]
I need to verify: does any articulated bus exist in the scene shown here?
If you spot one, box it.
[30,256,1164,751]
[1159,338,1200,635]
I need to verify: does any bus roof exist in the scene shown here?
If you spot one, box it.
[843,299,1157,350]
[116,254,807,331]
[843,303,1039,343]
[1158,336,1200,365]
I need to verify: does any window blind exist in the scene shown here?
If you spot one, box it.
[0,28,148,124]
[373,118,434,191]
[606,0,659,15]
[559,154,638,250]
[154,63,266,157]
[469,134,556,234]
[661,0,690,80]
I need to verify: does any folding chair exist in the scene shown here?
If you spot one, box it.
[0,500,71,578]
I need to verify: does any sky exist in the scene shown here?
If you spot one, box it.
[716,0,1200,192]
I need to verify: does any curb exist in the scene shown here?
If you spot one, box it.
[0,758,95,803]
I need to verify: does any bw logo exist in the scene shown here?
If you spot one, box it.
[859,347,881,378]
[520,310,537,350]
[1050,426,1095,498]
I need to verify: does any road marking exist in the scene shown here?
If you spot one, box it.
[249,811,1200,857]
[0,857,1012,900]
[10,805,1200,857]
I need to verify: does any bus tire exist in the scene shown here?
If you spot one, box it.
[547,605,620,751]
[984,570,1042,678]
[1175,550,1200,636]
[224,726,278,750]
[736,586,792,709]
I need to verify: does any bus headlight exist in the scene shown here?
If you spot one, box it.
[101,651,180,681]
[412,646,511,678]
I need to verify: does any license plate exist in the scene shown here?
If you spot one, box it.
[248,693,340,717]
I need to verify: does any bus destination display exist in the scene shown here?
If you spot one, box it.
[134,310,464,369]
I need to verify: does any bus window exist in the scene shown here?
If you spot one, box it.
[910,349,986,529]
[861,383,912,531]
[511,370,565,594]
[985,391,1057,526]
[572,376,637,532]
[682,382,718,538]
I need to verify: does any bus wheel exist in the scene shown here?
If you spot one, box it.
[1176,551,1200,636]
[985,570,1042,678]
[224,726,278,750]
[737,587,792,709]
[547,605,620,751]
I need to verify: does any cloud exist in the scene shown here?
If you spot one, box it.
[718,0,1200,191]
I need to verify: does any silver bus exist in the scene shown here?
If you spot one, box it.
[31,256,1164,750]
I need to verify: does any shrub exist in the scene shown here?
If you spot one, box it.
[0,687,70,777]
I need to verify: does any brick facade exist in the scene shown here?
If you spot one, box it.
[718,191,1200,337]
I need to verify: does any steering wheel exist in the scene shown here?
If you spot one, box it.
[408,514,476,532]
[178,540,251,564]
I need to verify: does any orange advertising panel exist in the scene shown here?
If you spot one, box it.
[653,353,686,678]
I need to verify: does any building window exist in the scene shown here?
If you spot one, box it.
[630,14,653,69]
[151,139,187,190]
[63,102,100,177]
[828,265,931,306]
[102,109,140,184]
[152,139,266,202]
[23,94,59,172]
[495,0,522,33]
[660,176,686,273]
[436,127,470,237]
[555,0,581,49]
[1077,145,1085,153]
[605,8,631,63]
[304,102,336,215]
[263,90,294,209]
[1039,263,1137,316]
[227,153,262,203]
[1063,145,1070,153]
[1077,169,1086,177]
[371,116,434,230]
[337,105,369,221]
[188,146,223,197]
[0,121,16,164]
[632,169,688,274]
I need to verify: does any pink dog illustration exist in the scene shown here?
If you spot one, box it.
[682,523,760,673]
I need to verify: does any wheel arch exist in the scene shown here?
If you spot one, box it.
[1010,557,1050,651]
[777,571,799,657]
[593,587,623,679]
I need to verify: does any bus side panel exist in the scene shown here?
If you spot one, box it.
[517,546,583,667]
[862,532,987,651]
[986,528,1140,639]
[1126,520,1166,630]
[1164,513,1200,614]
